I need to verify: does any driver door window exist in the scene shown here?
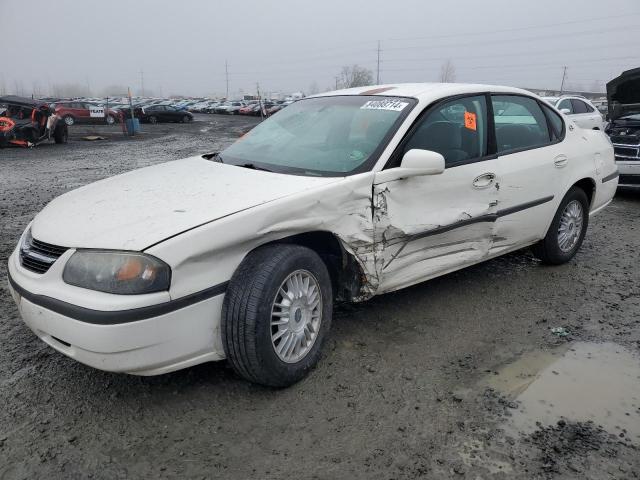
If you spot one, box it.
[403,95,488,167]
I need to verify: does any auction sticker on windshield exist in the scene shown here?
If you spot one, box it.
[361,99,409,111]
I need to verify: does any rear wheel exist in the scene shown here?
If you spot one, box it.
[63,115,74,126]
[105,114,115,125]
[149,115,158,124]
[222,244,332,387]
[532,187,589,264]
[182,114,191,123]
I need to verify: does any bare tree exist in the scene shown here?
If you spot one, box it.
[51,83,90,98]
[439,59,456,83]
[102,85,129,96]
[339,65,374,89]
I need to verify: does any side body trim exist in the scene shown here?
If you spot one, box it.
[8,273,228,325]
[601,170,619,183]
[386,195,554,248]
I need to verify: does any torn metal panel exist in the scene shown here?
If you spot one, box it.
[148,171,379,301]
[372,160,500,294]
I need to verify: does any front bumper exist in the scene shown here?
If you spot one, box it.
[616,160,640,187]
[7,250,227,376]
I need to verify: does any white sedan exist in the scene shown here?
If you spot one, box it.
[7,83,618,386]
[543,96,604,130]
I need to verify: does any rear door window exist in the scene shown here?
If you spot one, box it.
[492,95,551,153]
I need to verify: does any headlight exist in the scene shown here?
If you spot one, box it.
[63,251,171,295]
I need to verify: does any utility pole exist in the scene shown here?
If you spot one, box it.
[559,66,567,94]
[140,69,145,97]
[225,60,229,99]
[257,82,264,120]
[376,40,381,84]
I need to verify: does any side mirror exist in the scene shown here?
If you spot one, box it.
[400,149,445,174]
[560,108,571,115]
[374,149,445,183]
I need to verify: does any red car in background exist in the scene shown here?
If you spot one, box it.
[53,101,120,126]
[239,104,257,115]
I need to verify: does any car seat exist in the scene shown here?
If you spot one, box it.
[496,124,540,151]
[406,121,469,163]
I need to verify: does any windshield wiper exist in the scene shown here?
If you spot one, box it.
[238,163,273,172]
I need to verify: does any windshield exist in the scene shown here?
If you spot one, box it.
[220,95,415,176]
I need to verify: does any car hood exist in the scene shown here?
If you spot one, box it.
[607,68,640,121]
[31,156,340,251]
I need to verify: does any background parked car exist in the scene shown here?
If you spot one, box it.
[53,102,120,126]
[202,101,220,113]
[138,105,194,123]
[215,101,245,114]
[266,103,284,115]
[543,96,603,130]
[239,104,256,115]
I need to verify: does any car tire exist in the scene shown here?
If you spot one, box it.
[149,116,158,124]
[182,115,191,123]
[54,124,68,144]
[63,115,75,126]
[222,244,333,387]
[532,187,589,265]
[105,115,115,125]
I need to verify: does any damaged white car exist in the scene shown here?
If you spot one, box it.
[7,83,618,386]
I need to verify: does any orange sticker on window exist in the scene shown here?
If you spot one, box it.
[464,111,477,131]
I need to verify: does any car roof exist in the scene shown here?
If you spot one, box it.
[0,95,50,109]
[310,82,534,102]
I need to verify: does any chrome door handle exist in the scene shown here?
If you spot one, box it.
[473,173,496,189]
[554,155,568,168]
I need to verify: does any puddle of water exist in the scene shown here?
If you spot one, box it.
[487,342,640,442]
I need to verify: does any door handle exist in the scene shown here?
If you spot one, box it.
[473,173,496,189]
[554,155,568,168]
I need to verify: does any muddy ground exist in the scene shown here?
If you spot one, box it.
[1,114,639,479]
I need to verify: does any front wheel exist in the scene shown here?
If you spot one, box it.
[182,114,191,123]
[54,124,68,144]
[222,244,333,387]
[148,115,158,124]
[63,115,75,126]
[532,187,589,264]
[105,114,116,125]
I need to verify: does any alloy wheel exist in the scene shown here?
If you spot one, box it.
[270,270,322,363]
[557,200,584,252]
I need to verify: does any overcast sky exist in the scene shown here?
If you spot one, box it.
[1,0,639,98]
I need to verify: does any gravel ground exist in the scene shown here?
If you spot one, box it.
[1,114,639,479]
